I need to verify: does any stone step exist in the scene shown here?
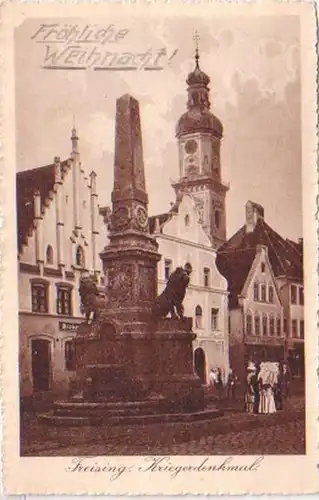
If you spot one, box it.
[39,407,223,428]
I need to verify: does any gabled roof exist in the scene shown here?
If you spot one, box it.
[17,160,69,253]
[216,217,303,308]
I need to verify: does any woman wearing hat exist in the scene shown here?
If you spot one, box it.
[245,361,258,413]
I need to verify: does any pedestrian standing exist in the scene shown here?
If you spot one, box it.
[245,362,257,413]
[278,363,291,409]
[216,368,223,400]
[227,368,238,401]
[208,368,217,393]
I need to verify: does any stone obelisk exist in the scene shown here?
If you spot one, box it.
[100,94,161,330]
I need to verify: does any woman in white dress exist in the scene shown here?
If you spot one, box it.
[258,362,278,414]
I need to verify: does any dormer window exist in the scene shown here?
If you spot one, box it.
[184,214,190,227]
[261,262,266,273]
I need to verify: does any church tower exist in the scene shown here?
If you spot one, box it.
[172,48,229,248]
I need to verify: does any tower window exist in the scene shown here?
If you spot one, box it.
[214,210,220,229]
[203,267,210,287]
[164,259,172,281]
[184,214,190,227]
[46,245,54,265]
[76,245,85,267]
[195,305,203,329]
[211,308,219,330]
[261,262,266,273]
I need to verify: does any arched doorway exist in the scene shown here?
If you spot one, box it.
[194,347,206,384]
[31,339,51,391]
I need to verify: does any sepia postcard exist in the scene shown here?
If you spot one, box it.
[1,0,318,495]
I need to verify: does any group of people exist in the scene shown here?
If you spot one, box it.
[245,361,291,414]
[208,367,238,400]
[207,361,291,414]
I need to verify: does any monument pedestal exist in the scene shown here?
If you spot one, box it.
[72,317,204,412]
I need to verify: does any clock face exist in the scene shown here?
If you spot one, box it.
[184,139,198,154]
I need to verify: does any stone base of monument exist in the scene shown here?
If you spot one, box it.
[38,317,214,432]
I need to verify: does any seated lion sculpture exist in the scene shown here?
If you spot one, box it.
[152,264,192,319]
[78,276,108,322]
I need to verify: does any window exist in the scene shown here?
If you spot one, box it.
[299,287,304,306]
[276,317,281,336]
[46,245,54,265]
[214,210,220,229]
[269,317,275,336]
[300,319,304,339]
[203,267,210,287]
[65,340,76,371]
[57,286,72,315]
[253,282,259,301]
[195,305,203,329]
[211,308,219,330]
[76,245,85,267]
[268,285,274,304]
[291,319,298,337]
[31,282,49,313]
[261,262,266,273]
[254,315,260,336]
[246,314,252,335]
[184,214,190,227]
[291,285,297,304]
[283,318,287,333]
[261,284,266,302]
[262,315,268,336]
[164,259,172,281]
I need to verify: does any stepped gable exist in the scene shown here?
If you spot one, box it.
[17,160,69,253]
[216,217,303,308]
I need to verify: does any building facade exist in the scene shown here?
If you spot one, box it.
[18,128,106,397]
[217,201,304,382]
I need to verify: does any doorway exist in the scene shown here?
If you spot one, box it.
[31,339,51,391]
[194,347,206,384]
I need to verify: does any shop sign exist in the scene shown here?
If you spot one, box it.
[59,321,79,332]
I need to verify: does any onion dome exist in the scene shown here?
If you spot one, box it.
[176,49,223,139]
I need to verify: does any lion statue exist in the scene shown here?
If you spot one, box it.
[152,263,192,319]
[78,276,108,322]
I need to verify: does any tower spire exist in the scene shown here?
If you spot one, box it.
[71,115,79,153]
[193,31,200,68]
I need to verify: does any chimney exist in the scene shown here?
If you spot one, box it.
[245,200,264,233]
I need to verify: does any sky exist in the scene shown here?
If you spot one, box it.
[15,14,302,241]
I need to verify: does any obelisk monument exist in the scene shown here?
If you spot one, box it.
[99,94,161,330]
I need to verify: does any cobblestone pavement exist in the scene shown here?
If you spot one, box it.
[21,395,305,456]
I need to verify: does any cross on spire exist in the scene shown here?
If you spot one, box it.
[193,31,200,68]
